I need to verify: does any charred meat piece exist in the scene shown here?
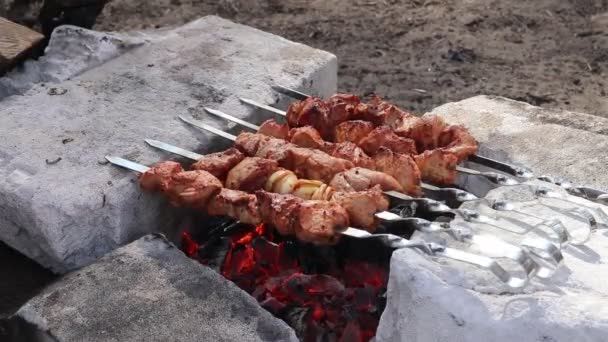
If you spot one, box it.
[225,157,279,192]
[330,185,388,232]
[258,119,289,140]
[358,126,417,156]
[207,188,261,226]
[372,148,422,196]
[330,167,403,193]
[333,120,375,145]
[438,125,479,162]
[139,161,184,192]
[165,170,223,208]
[191,148,245,180]
[415,149,458,185]
[323,141,375,169]
[235,132,271,156]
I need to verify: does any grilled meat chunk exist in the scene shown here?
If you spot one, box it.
[286,97,333,139]
[225,157,279,192]
[139,161,184,192]
[330,185,388,232]
[258,119,289,140]
[256,191,349,244]
[207,188,261,226]
[415,149,458,185]
[296,200,349,245]
[165,170,223,208]
[333,120,375,145]
[323,141,375,169]
[372,148,422,196]
[255,190,305,236]
[288,125,327,150]
[191,148,245,180]
[358,126,417,155]
[330,167,403,192]
[438,125,478,162]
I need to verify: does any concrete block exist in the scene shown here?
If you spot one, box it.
[0,16,337,273]
[376,96,608,342]
[0,234,297,342]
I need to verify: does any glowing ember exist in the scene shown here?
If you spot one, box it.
[184,224,388,341]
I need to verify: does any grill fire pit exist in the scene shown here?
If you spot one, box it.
[1,16,608,342]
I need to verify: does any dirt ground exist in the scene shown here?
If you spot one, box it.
[0,0,607,318]
[96,0,607,116]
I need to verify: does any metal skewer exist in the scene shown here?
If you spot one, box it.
[143,137,560,279]
[105,155,536,288]
[264,85,608,203]
[201,108,479,207]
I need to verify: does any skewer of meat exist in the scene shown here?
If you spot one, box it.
[141,138,564,278]
[144,140,458,231]
[179,116,479,208]
[104,156,542,288]
[238,97,521,187]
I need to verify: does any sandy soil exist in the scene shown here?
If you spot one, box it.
[94,0,608,116]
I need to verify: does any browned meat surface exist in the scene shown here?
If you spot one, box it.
[358,126,417,155]
[415,149,458,185]
[372,148,422,196]
[327,93,361,107]
[258,119,289,140]
[191,147,245,180]
[165,170,223,208]
[333,120,374,145]
[438,125,479,162]
[292,149,354,184]
[235,132,270,156]
[324,141,375,169]
[286,97,333,139]
[139,161,184,192]
[256,191,306,236]
[330,185,388,232]
[288,125,327,150]
[225,157,279,192]
[295,200,349,245]
[207,188,261,226]
[330,167,403,192]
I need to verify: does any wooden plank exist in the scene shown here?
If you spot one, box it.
[0,17,44,74]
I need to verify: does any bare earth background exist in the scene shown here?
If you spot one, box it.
[1,0,607,317]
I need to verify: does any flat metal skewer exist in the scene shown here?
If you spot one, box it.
[144,137,553,280]
[263,85,608,203]
[105,155,534,288]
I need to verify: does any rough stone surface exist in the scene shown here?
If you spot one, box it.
[0,16,337,273]
[0,234,298,342]
[376,97,608,342]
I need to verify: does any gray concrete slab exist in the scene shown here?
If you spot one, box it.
[0,16,337,273]
[376,96,608,342]
[0,234,297,342]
